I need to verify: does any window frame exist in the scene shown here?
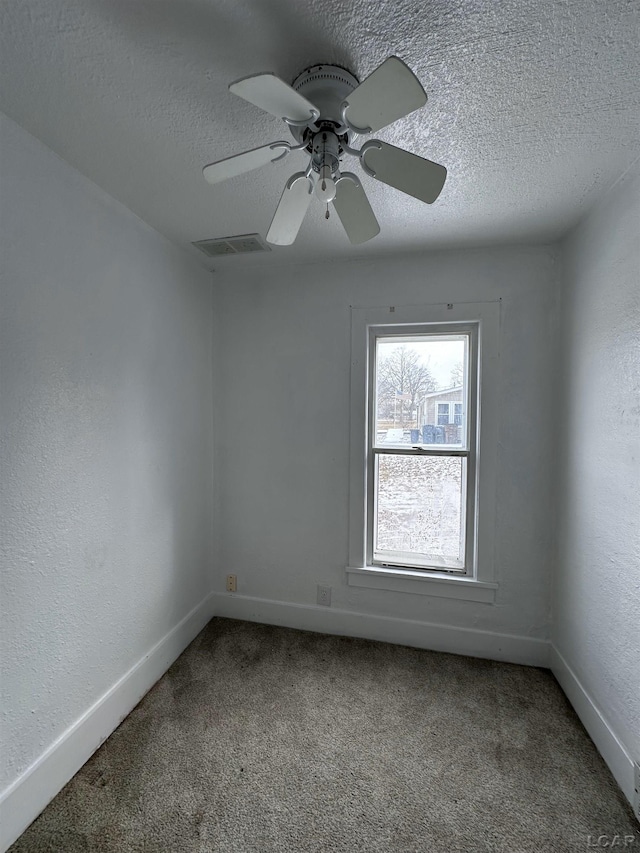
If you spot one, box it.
[367,324,477,575]
[347,301,501,603]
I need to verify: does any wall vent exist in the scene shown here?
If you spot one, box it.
[192,234,270,257]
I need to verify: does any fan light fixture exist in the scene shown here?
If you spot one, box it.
[203,57,447,246]
[316,168,337,204]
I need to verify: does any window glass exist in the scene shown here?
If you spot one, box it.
[371,331,471,572]
[374,455,466,569]
[437,403,450,425]
[374,335,468,449]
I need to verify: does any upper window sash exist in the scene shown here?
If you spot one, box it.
[368,324,477,456]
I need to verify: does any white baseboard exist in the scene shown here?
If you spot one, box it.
[550,644,636,811]
[212,592,550,667]
[0,592,216,853]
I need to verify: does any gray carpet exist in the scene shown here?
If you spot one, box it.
[10,618,639,852]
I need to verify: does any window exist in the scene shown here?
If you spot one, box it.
[434,401,464,426]
[347,301,500,602]
[371,330,475,573]
[437,403,450,425]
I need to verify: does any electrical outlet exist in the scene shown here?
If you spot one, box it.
[317,585,332,607]
[633,761,640,823]
[226,574,237,593]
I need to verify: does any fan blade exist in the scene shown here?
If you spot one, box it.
[333,174,380,245]
[361,141,447,204]
[230,73,318,123]
[343,56,427,133]
[203,142,289,185]
[266,172,313,246]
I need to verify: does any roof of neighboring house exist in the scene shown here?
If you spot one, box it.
[421,385,463,399]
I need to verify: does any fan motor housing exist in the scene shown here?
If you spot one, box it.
[290,64,359,146]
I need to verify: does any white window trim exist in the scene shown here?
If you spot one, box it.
[347,300,501,603]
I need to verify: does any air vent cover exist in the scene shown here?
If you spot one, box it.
[192,234,270,257]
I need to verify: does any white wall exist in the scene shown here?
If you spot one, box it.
[0,114,215,846]
[212,244,560,656]
[552,168,640,802]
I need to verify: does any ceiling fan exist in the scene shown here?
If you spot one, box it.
[202,56,447,246]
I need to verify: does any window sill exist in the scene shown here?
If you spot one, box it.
[346,566,498,602]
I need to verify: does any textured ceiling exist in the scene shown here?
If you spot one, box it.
[1,0,639,268]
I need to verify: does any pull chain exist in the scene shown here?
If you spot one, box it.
[320,133,330,219]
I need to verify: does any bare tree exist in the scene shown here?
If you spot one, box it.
[377,346,437,426]
[449,361,463,388]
